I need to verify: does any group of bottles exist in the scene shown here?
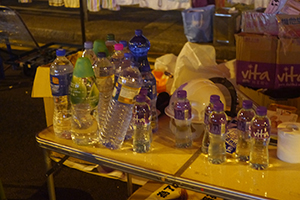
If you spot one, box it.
[201,95,271,170]
[50,30,158,153]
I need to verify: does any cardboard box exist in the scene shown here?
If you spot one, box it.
[235,33,278,89]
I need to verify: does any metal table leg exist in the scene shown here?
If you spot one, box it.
[43,150,56,200]
[126,173,133,197]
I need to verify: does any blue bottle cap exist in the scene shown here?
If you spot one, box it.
[139,88,148,96]
[119,40,128,48]
[210,94,220,103]
[56,49,66,56]
[177,90,187,98]
[135,29,142,36]
[97,52,106,58]
[243,100,253,109]
[136,94,146,103]
[214,102,224,112]
[84,41,93,49]
[124,53,132,59]
[256,106,267,116]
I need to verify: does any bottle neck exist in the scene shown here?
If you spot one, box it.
[138,57,150,72]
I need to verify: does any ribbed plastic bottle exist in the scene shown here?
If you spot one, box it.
[50,49,73,139]
[114,52,132,84]
[119,40,130,53]
[82,41,97,65]
[69,57,99,146]
[208,102,228,164]
[93,52,115,130]
[125,87,151,140]
[173,90,192,148]
[99,62,143,150]
[235,100,256,162]
[132,94,152,153]
[201,94,220,154]
[249,106,271,170]
[105,33,117,57]
[129,29,158,133]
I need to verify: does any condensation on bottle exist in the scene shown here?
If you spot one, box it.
[249,106,271,170]
[208,102,228,164]
[235,100,256,162]
[93,52,115,131]
[201,94,220,154]
[173,90,192,148]
[50,48,73,139]
[82,41,97,66]
[132,94,152,153]
[99,62,142,150]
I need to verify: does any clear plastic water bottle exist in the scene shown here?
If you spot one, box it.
[69,57,99,146]
[132,94,152,153]
[208,102,228,164]
[93,52,115,130]
[129,29,158,133]
[125,87,151,140]
[119,40,130,53]
[110,43,124,75]
[173,90,192,148]
[235,100,256,162]
[128,29,150,71]
[249,106,271,170]
[82,41,97,66]
[50,49,73,139]
[105,33,117,57]
[201,94,220,154]
[99,62,143,150]
[114,52,132,84]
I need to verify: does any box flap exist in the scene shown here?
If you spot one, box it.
[31,65,52,98]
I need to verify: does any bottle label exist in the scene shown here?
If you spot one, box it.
[112,82,140,104]
[50,73,73,96]
[209,123,226,135]
[225,130,238,154]
[237,121,251,132]
[174,108,191,120]
[251,127,270,139]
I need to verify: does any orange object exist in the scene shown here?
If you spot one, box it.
[152,70,168,94]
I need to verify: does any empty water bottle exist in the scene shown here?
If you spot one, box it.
[82,41,97,65]
[99,62,142,150]
[50,49,73,139]
[208,102,228,164]
[93,52,115,130]
[173,90,192,148]
[69,57,99,146]
[235,100,256,162]
[249,106,271,170]
[201,94,220,154]
[132,94,152,153]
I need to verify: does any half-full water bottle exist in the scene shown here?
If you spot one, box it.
[93,52,115,130]
[201,94,220,154]
[50,49,73,139]
[105,33,117,57]
[82,41,97,65]
[132,94,152,153]
[119,40,130,53]
[249,106,271,170]
[173,90,192,148]
[69,57,99,146]
[129,29,158,133]
[235,100,256,162]
[99,62,143,150]
[208,102,228,164]
[114,52,132,84]
[125,87,151,140]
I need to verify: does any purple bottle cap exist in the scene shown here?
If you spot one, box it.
[214,102,224,112]
[84,41,93,49]
[136,94,146,103]
[56,49,66,56]
[256,106,267,116]
[243,100,253,109]
[114,43,123,51]
[124,53,132,59]
[210,94,220,103]
[177,90,187,98]
[97,52,106,58]
[135,29,142,36]
[119,40,128,48]
[139,88,148,96]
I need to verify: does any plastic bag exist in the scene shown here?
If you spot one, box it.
[181,5,215,43]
